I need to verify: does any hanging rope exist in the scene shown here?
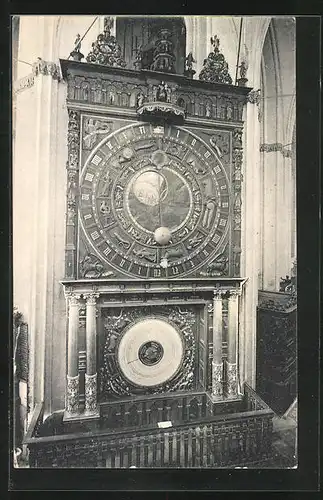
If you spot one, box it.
[13,58,33,67]
[67,16,99,59]
[234,18,243,85]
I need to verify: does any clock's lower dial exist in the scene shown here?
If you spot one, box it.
[79,121,230,278]
[117,318,184,387]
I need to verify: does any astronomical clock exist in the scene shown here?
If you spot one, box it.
[59,21,251,434]
[78,120,232,280]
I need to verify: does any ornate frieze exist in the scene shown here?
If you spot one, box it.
[199,35,232,85]
[65,110,80,278]
[260,143,292,158]
[232,127,243,275]
[61,65,248,123]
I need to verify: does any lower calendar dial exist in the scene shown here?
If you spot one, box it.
[117,318,184,387]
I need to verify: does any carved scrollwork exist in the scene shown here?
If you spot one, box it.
[226,362,238,398]
[199,35,232,85]
[100,306,196,399]
[86,17,126,68]
[200,254,229,277]
[85,373,98,413]
[82,117,112,150]
[79,253,114,279]
[66,375,79,414]
[212,362,223,398]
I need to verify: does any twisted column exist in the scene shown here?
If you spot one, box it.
[65,293,81,417]
[211,290,225,399]
[84,293,100,415]
[226,289,241,398]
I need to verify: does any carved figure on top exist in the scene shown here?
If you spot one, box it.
[237,60,248,87]
[69,33,84,62]
[136,91,146,108]
[150,28,176,74]
[184,52,196,79]
[86,16,126,68]
[199,35,233,85]
[133,46,143,70]
[155,81,171,103]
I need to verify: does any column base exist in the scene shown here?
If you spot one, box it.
[63,410,83,422]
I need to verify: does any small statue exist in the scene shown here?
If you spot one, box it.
[239,60,248,79]
[185,52,196,71]
[136,91,145,108]
[156,81,168,102]
[104,16,114,36]
[133,46,143,70]
[210,35,220,52]
[205,100,212,118]
[74,33,81,52]
[279,275,292,292]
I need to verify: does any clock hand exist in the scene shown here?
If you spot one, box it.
[127,358,139,364]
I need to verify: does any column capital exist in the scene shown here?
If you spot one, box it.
[83,292,100,305]
[213,289,227,299]
[228,289,241,298]
[65,292,82,305]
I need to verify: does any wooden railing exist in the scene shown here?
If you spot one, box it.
[25,385,274,468]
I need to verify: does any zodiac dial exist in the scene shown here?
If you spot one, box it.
[79,122,230,278]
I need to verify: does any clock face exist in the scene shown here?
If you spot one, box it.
[117,318,184,387]
[79,121,230,278]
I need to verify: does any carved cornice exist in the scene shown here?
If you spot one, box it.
[258,290,297,312]
[260,143,292,158]
[13,58,61,96]
[32,57,61,81]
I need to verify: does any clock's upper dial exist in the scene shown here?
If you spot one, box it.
[79,121,230,278]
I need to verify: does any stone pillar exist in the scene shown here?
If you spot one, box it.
[65,293,81,417]
[84,293,100,416]
[211,290,224,399]
[226,290,241,398]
